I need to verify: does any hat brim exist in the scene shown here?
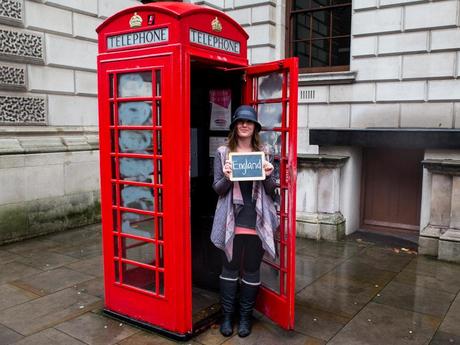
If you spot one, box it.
[230,117,262,132]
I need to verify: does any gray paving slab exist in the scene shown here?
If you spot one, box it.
[0,323,23,344]
[0,250,22,264]
[404,255,460,278]
[65,255,103,277]
[429,331,460,345]
[12,267,94,296]
[296,240,365,260]
[55,313,139,345]
[15,251,79,271]
[327,302,441,345]
[350,246,414,273]
[394,268,460,295]
[296,271,381,318]
[72,277,105,299]
[1,239,61,255]
[220,319,325,345]
[294,304,350,341]
[0,284,39,311]
[373,280,456,317]
[0,262,42,286]
[120,331,203,345]
[439,295,460,336]
[0,287,101,335]
[10,328,86,345]
[51,242,102,259]
[44,224,101,244]
[331,260,398,286]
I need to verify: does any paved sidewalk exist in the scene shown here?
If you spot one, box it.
[0,224,459,345]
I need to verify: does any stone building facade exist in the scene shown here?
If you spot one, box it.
[0,0,139,243]
[1,0,459,262]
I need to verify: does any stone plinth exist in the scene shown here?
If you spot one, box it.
[296,154,348,241]
[420,160,460,263]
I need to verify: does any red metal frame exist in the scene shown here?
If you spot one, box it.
[97,2,298,337]
[99,51,191,333]
[243,57,298,329]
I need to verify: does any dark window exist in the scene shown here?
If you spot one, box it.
[287,0,351,73]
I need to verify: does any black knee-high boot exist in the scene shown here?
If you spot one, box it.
[220,278,238,337]
[238,281,259,337]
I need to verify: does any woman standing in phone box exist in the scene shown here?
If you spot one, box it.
[211,105,279,338]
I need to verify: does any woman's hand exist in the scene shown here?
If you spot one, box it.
[223,159,232,180]
[263,161,274,176]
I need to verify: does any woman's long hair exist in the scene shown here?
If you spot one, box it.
[227,124,261,152]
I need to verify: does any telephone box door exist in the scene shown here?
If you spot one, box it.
[243,58,298,329]
[99,51,191,334]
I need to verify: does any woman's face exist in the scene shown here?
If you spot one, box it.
[236,120,255,139]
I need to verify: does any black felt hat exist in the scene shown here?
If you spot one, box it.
[229,105,262,132]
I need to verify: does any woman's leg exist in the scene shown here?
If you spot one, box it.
[219,236,244,337]
[238,235,264,337]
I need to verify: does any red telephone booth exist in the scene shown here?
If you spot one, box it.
[96,2,298,340]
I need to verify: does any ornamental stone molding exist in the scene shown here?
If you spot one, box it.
[0,126,99,154]
[0,94,46,124]
[0,26,44,63]
[0,0,23,27]
[0,63,26,90]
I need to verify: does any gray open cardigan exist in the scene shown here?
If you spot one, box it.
[210,145,279,261]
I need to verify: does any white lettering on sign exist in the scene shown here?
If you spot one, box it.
[232,159,262,176]
[189,29,240,54]
[107,28,169,50]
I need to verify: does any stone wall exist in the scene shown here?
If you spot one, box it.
[0,0,140,244]
[193,0,282,64]
[298,0,460,132]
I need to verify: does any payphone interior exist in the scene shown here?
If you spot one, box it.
[190,61,243,324]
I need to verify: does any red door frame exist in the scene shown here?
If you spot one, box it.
[243,57,298,329]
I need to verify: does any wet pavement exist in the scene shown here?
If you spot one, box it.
[0,224,459,345]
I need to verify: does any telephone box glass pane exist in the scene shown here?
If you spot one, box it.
[159,271,164,295]
[121,212,155,239]
[155,70,161,96]
[157,188,163,212]
[114,261,120,282]
[119,130,153,154]
[258,73,283,100]
[112,209,119,232]
[120,185,154,211]
[260,261,280,294]
[110,130,117,154]
[112,184,118,206]
[122,263,155,293]
[156,130,162,154]
[122,237,156,266]
[114,236,119,257]
[158,245,164,268]
[258,103,282,129]
[118,102,153,126]
[158,217,163,240]
[156,101,161,126]
[118,158,154,183]
[260,131,282,156]
[118,72,152,98]
[110,102,115,126]
[109,74,114,99]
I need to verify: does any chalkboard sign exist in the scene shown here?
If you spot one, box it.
[229,152,266,181]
